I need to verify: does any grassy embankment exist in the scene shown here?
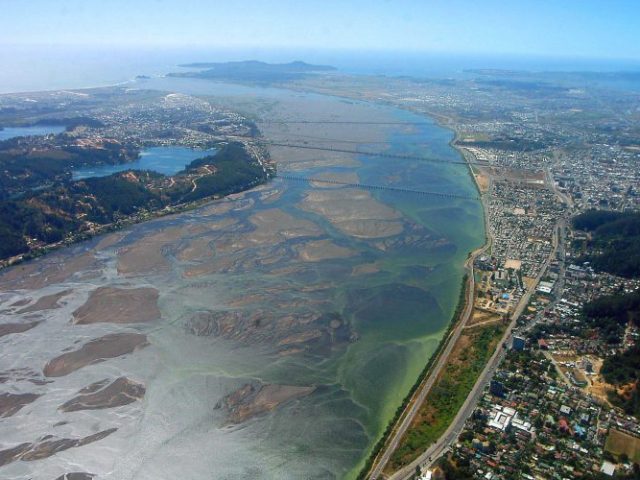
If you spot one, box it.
[386,318,507,472]
[355,274,469,480]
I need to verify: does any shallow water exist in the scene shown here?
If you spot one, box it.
[0,79,484,479]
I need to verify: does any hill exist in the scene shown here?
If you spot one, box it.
[572,209,640,278]
[0,142,267,262]
[170,60,336,83]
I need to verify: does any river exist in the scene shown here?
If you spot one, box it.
[0,78,484,479]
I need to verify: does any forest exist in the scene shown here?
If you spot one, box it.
[0,138,138,199]
[583,291,640,416]
[0,142,266,261]
[573,209,640,278]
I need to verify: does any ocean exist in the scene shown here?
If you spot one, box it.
[2,45,640,94]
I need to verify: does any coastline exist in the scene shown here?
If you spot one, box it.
[0,174,269,271]
[359,110,491,479]
[1,76,489,479]
[0,78,137,96]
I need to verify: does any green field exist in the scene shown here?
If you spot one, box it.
[605,429,640,463]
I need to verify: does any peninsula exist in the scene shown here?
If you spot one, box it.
[0,86,272,266]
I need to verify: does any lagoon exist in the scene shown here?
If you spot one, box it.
[72,146,213,179]
[0,125,66,141]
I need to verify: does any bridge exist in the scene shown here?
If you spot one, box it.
[257,141,491,167]
[256,140,490,167]
[274,174,480,201]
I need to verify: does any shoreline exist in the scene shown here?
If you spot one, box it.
[1,77,490,479]
[0,78,137,97]
[0,175,269,271]
[359,108,491,479]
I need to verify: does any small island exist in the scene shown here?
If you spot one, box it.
[169,60,336,83]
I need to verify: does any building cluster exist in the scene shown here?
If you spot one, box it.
[485,180,562,279]
[382,73,640,479]
[445,348,638,479]
[74,89,255,148]
[552,144,640,212]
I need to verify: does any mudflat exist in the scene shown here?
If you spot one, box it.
[72,286,160,324]
[59,377,145,412]
[220,383,316,424]
[300,188,404,239]
[43,333,148,377]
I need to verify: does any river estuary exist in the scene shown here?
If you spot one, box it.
[0,78,484,479]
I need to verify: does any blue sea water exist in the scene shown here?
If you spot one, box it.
[1,46,640,94]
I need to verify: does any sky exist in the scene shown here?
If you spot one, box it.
[1,0,640,60]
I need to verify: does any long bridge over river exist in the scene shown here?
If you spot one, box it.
[257,141,492,167]
[274,174,480,201]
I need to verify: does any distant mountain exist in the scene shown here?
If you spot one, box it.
[169,60,336,83]
[178,60,335,71]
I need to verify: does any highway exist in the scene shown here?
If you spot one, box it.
[368,192,492,480]
[375,168,564,480]
[389,214,561,480]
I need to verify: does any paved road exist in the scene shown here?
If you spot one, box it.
[368,239,489,479]
[389,217,561,480]
[367,188,492,480]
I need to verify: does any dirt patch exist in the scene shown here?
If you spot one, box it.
[218,383,316,424]
[296,239,355,262]
[310,171,360,188]
[300,188,403,239]
[43,333,148,377]
[467,309,501,328]
[16,289,72,314]
[523,276,537,290]
[246,208,323,244]
[0,321,41,338]
[117,226,186,276]
[351,263,380,276]
[0,252,97,290]
[0,428,117,467]
[0,392,41,418]
[73,286,160,324]
[59,377,145,412]
[474,171,490,193]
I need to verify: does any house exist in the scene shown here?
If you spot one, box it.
[512,336,526,351]
[600,461,616,476]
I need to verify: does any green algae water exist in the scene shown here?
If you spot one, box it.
[0,79,484,480]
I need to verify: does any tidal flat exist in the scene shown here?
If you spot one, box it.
[0,79,484,479]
